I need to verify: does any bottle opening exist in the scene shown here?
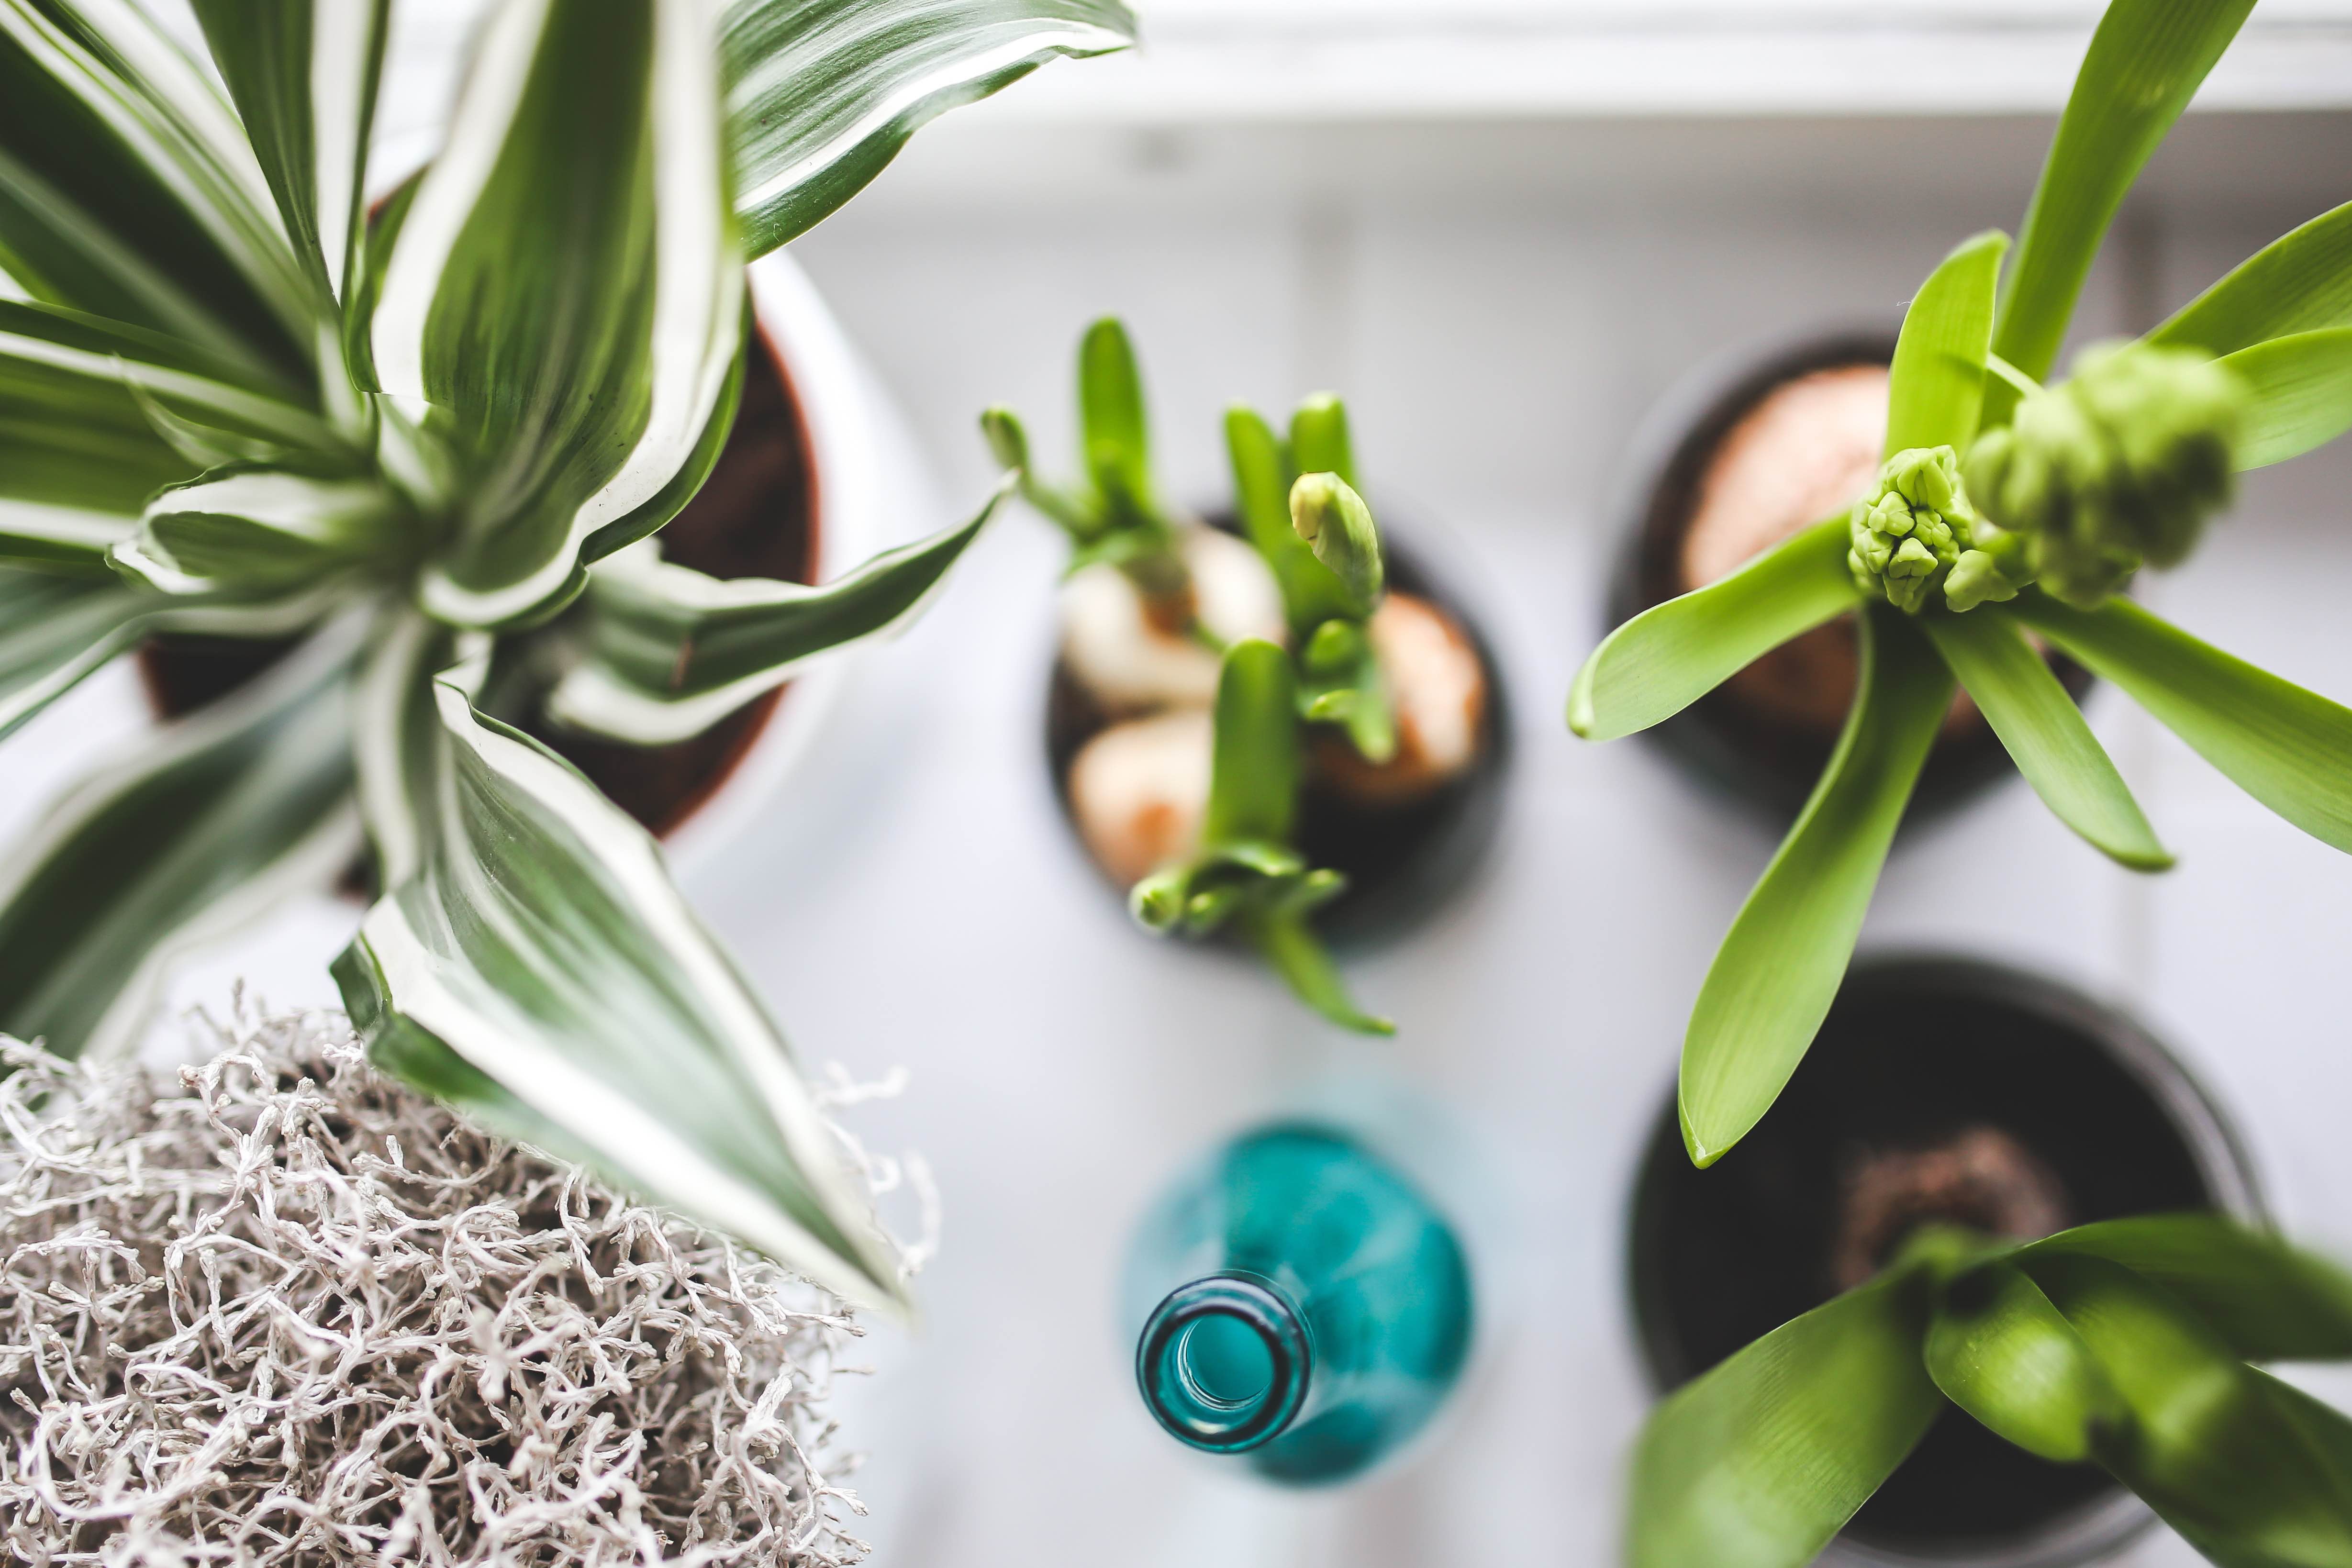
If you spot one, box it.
[1137,1275,1310,1453]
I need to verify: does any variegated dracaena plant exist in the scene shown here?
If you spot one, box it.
[1570,0,2352,1172]
[0,0,1131,1309]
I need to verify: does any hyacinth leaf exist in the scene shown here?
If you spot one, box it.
[1290,471,1383,617]
[0,612,360,1063]
[1244,905,1394,1038]
[1925,1261,2122,1463]
[1569,514,1855,744]
[1291,393,1358,490]
[1204,638,1300,848]
[335,635,905,1311]
[722,0,1134,257]
[369,0,743,632]
[547,481,1007,746]
[1680,606,1953,1167]
[2218,328,2352,470]
[1628,1267,1940,1568]
[1226,404,1355,633]
[113,465,401,599]
[2152,200,2352,357]
[1884,229,2008,457]
[1992,0,2257,399]
[0,0,312,380]
[2021,1215,2352,1361]
[1079,316,1152,515]
[1921,608,2170,870]
[2029,1253,2352,1565]
[187,0,384,326]
[2011,592,2352,854]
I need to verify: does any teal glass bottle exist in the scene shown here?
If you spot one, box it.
[1124,1120,1474,1485]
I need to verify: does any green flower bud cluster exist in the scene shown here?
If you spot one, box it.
[1964,341,2245,608]
[1848,446,2003,613]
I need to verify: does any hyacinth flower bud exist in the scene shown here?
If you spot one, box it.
[1964,341,2246,608]
[1289,472,1384,616]
[1847,446,1979,613]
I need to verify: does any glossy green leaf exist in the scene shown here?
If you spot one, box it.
[0,610,359,1061]
[188,0,385,318]
[1680,606,1953,1167]
[0,568,149,738]
[2034,1253,2352,1566]
[1628,1267,1941,1568]
[1885,230,2008,457]
[2011,591,2352,853]
[113,464,401,598]
[2219,328,2352,470]
[1203,638,1299,849]
[1242,904,1393,1038]
[2022,1215,2352,1362]
[1992,0,2257,397]
[1079,316,1151,517]
[0,0,312,379]
[1921,606,2169,869]
[721,0,1133,256]
[547,481,1006,745]
[1926,1261,2122,1462]
[1289,471,1383,617]
[1569,515,1855,743]
[335,634,905,1310]
[1225,403,1354,634]
[1290,393,1357,490]
[2152,201,2352,357]
[370,0,743,630]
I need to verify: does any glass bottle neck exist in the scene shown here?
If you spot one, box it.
[1135,1273,1312,1452]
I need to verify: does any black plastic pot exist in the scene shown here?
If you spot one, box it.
[1627,956,2261,1568]
[1605,328,2093,829]
[1046,515,1513,948]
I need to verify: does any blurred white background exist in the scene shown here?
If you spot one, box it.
[22,4,2352,1564]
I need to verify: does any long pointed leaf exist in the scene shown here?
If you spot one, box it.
[1885,230,2008,457]
[2035,1253,2352,1566]
[371,0,742,630]
[2010,591,2352,853]
[1203,638,1299,848]
[2022,1215,2352,1362]
[0,0,310,377]
[721,0,1133,256]
[1680,606,1953,1166]
[1628,1266,1941,1568]
[547,481,1005,746]
[2151,201,2352,358]
[111,464,400,598]
[336,638,904,1309]
[2219,328,2352,470]
[1926,1260,2123,1462]
[1225,403,1353,634]
[0,609,359,1060]
[1570,514,1855,742]
[1079,316,1151,516]
[1922,606,2169,869]
[1991,0,2257,394]
[1241,905,1393,1037]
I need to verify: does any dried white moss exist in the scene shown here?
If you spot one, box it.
[0,1007,925,1568]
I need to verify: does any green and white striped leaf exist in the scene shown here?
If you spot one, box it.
[1886,230,2008,457]
[722,0,1135,256]
[1680,606,1954,1167]
[1991,0,2256,400]
[370,0,743,631]
[336,630,904,1308]
[1569,516,1857,743]
[0,608,360,1061]
[548,481,1005,746]
[1628,1266,1942,1568]
[112,463,402,598]
[2152,201,2352,358]
[2219,328,2352,470]
[0,0,310,381]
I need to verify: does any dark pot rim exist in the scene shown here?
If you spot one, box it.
[1043,505,1515,951]
[1600,322,2093,833]
[1625,951,2263,1568]
[136,284,820,854]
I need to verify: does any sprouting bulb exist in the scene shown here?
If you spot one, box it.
[1964,341,2246,608]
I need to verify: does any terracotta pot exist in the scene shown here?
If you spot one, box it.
[1627,956,2261,1567]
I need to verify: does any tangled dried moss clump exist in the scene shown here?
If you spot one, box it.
[0,1010,913,1568]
